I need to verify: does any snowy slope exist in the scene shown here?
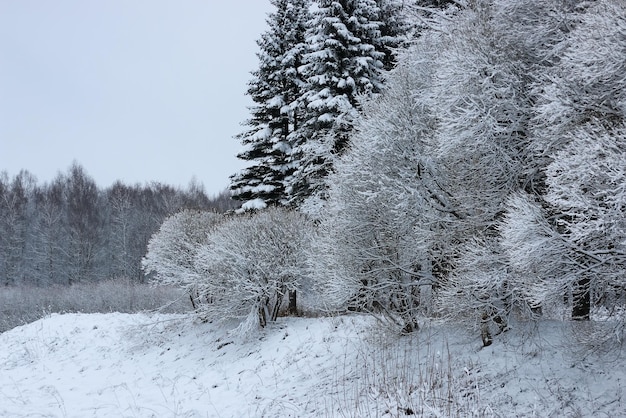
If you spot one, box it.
[1,313,624,417]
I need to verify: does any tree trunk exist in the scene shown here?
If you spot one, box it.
[530,304,543,318]
[572,277,590,320]
[288,289,298,315]
[401,318,419,334]
[259,305,268,328]
[419,256,434,315]
[481,311,492,347]
[270,290,285,323]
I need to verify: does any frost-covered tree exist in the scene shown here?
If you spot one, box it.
[309,36,446,333]
[0,163,229,288]
[194,208,313,334]
[31,175,67,286]
[311,0,587,337]
[545,125,626,319]
[288,0,404,207]
[105,181,172,283]
[0,171,35,286]
[430,4,532,231]
[327,1,525,335]
[64,163,105,285]
[231,0,310,210]
[426,0,588,336]
[106,182,137,281]
[142,209,223,309]
[499,193,573,318]
[503,130,626,322]
[505,0,626,321]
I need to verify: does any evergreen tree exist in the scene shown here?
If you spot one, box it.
[230,0,310,210]
[287,0,403,208]
[375,0,411,70]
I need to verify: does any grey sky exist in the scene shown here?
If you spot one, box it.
[0,0,273,195]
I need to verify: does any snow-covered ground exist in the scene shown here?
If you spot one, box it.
[1,313,624,417]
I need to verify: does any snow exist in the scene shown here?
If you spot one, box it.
[241,198,267,211]
[1,313,625,417]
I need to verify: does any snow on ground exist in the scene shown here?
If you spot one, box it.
[0,312,624,417]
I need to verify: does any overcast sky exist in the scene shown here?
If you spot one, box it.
[0,0,273,195]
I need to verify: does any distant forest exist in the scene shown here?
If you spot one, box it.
[0,162,238,287]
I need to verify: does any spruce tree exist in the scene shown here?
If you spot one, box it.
[287,0,403,208]
[375,0,411,70]
[230,0,310,210]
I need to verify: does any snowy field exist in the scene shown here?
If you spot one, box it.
[1,313,624,417]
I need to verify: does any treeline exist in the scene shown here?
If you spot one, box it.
[146,0,626,346]
[0,163,238,287]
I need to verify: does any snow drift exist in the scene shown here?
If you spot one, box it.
[1,313,624,417]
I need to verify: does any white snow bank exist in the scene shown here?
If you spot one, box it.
[1,313,624,417]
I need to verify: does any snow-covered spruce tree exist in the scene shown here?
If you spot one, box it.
[230,0,310,210]
[374,0,412,70]
[142,209,223,309]
[502,0,626,322]
[287,0,405,208]
[194,207,313,335]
